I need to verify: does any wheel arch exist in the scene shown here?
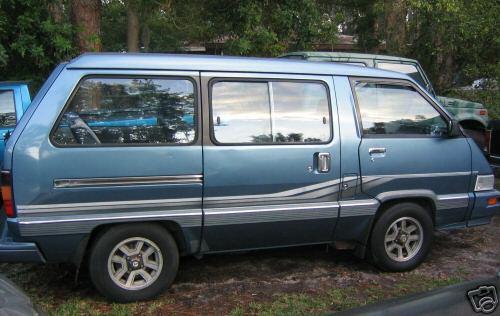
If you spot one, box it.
[72,220,190,269]
[459,119,487,130]
[354,194,437,259]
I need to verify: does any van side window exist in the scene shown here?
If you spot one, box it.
[211,80,331,144]
[354,82,447,136]
[0,90,16,127]
[377,63,427,87]
[52,77,196,146]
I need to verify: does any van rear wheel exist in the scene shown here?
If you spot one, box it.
[89,223,179,302]
[369,202,433,271]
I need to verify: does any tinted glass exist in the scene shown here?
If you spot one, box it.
[52,77,196,145]
[212,82,271,143]
[0,90,16,127]
[377,62,427,87]
[272,82,330,143]
[211,81,331,144]
[355,82,447,136]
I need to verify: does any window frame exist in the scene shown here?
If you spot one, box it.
[349,77,454,139]
[0,89,18,128]
[208,77,334,146]
[49,75,199,148]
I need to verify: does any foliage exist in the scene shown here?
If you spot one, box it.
[406,0,500,91]
[0,0,76,86]
[0,0,497,92]
[203,0,340,56]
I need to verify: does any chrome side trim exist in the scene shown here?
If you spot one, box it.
[339,199,379,217]
[436,193,469,210]
[54,175,203,188]
[204,202,339,226]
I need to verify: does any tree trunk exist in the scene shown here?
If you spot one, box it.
[141,24,151,52]
[48,1,64,23]
[384,0,406,54]
[70,0,102,53]
[127,5,140,52]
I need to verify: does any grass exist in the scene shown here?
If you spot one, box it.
[1,261,465,316]
[228,274,463,315]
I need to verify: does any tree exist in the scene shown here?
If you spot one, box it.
[203,0,339,56]
[383,0,406,55]
[0,0,75,86]
[70,0,102,52]
[126,1,140,52]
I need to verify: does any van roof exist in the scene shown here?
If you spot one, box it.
[67,53,410,80]
[282,51,419,64]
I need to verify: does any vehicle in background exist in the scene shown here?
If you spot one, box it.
[0,54,498,302]
[0,82,31,166]
[281,52,490,152]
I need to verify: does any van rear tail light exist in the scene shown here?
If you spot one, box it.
[1,171,15,217]
[479,109,488,116]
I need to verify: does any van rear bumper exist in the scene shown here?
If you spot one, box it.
[0,216,45,263]
[0,241,46,263]
[468,190,500,226]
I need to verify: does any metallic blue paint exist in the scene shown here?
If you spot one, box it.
[0,53,497,265]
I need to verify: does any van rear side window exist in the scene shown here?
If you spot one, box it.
[211,80,331,144]
[51,77,196,146]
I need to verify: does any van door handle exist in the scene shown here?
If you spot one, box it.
[317,152,331,173]
[368,147,386,155]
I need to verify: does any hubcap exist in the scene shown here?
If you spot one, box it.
[384,217,423,262]
[107,237,163,290]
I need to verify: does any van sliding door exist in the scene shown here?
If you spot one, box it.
[200,72,341,252]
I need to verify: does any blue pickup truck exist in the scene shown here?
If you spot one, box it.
[0,82,31,166]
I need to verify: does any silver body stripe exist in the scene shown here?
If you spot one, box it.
[204,202,339,226]
[17,197,201,214]
[363,171,470,181]
[13,171,472,236]
[54,175,203,188]
[16,209,202,236]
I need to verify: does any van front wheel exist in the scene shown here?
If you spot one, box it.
[369,202,433,271]
[89,223,179,302]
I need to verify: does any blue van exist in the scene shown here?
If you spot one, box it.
[0,54,498,302]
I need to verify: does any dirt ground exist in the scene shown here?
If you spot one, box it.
[2,215,499,315]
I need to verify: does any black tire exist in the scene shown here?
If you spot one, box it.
[369,202,433,272]
[89,223,179,302]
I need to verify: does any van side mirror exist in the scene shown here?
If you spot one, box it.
[447,120,462,137]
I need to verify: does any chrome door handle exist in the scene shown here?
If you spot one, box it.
[368,147,386,155]
[317,152,331,173]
